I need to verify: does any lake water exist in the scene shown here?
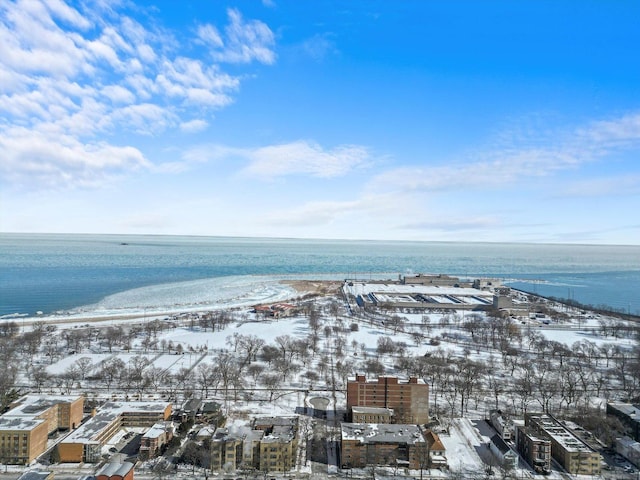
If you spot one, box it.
[1,233,639,318]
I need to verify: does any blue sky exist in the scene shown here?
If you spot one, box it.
[1,0,639,244]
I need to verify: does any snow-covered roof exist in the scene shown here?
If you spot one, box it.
[609,401,640,420]
[142,423,170,439]
[344,281,493,308]
[0,417,45,432]
[96,462,134,477]
[351,406,394,415]
[61,401,171,443]
[0,395,82,432]
[345,281,493,299]
[341,423,425,445]
[5,395,82,417]
[526,413,597,454]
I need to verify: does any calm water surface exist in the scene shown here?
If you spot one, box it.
[1,233,639,317]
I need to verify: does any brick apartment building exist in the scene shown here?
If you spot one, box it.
[59,401,171,463]
[346,375,429,424]
[0,395,84,465]
[139,422,174,459]
[515,425,552,474]
[209,417,298,473]
[341,423,428,469]
[524,413,602,475]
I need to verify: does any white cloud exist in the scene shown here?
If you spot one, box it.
[0,1,89,77]
[172,140,372,178]
[111,103,177,135]
[369,111,640,194]
[560,174,640,198]
[577,112,640,147]
[0,1,277,190]
[210,8,276,64]
[242,140,371,178]
[180,119,209,133]
[41,0,91,30]
[262,193,403,228]
[264,199,362,227]
[300,33,337,62]
[197,24,223,48]
[101,85,135,104]
[398,216,501,232]
[0,127,149,189]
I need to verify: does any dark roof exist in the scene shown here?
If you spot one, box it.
[16,472,53,480]
[202,401,221,413]
[491,434,511,454]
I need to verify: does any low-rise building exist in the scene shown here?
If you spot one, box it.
[139,422,174,459]
[490,434,518,471]
[608,402,640,442]
[616,436,640,468]
[525,412,601,475]
[16,472,54,480]
[96,461,134,480]
[0,395,84,464]
[489,410,513,441]
[351,406,393,424]
[210,427,246,471]
[209,417,296,473]
[58,401,171,463]
[256,417,298,472]
[515,425,551,474]
[212,429,242,470]
[201,401,222,424]
[341,423,428,469]
[423,430,447,468]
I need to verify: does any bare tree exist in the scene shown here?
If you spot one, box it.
[262,373,280,401]
[195,362,221,396]
[97,357,126,391]
[74,357,94,380]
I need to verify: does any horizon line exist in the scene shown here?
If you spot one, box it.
[1,231,639,248]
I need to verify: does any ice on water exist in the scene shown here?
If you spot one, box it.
[71,275,296,316]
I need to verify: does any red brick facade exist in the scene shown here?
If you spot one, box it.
[346,375,429,424]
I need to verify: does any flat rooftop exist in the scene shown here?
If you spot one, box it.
[609,402,640,420]
[352,406,394,415]
[0,417,45,432]
[5,395,82,418]
[61,401,171,444]
[261,426,295,444]
[341,423,425,445]
[0,395,83,432]
[345,281,493,308]
[527,413,597,454]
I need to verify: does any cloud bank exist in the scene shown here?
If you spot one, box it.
[0,2,275,189]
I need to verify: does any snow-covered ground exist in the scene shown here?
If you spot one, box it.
[9,279,639,479]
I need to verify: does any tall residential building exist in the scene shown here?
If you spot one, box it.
[347,375,429,424]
